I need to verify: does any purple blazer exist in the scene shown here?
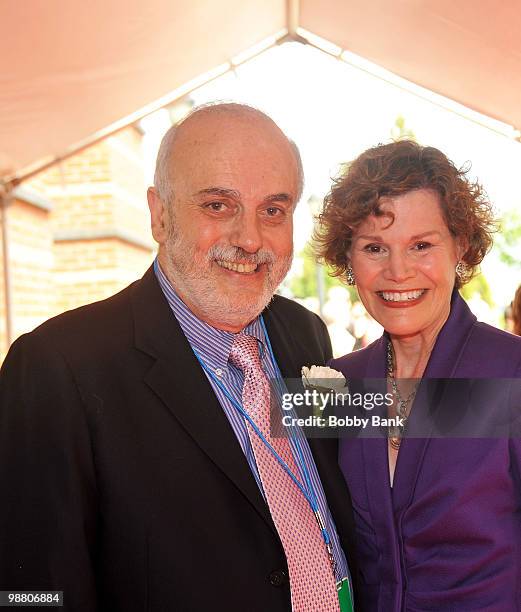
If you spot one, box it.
[331,291,521,611]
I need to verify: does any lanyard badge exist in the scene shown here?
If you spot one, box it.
[193,316,354,610]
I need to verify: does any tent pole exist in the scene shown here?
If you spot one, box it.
[0,184,14,350]
[287,0,300,38]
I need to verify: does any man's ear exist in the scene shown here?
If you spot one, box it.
[147,187,168,244]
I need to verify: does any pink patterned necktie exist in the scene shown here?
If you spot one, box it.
[229,334,340,612]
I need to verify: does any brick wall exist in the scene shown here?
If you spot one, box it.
[0,195,54,361]
[0,126,156,361]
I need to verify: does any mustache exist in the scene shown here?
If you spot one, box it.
[207,244,277,265]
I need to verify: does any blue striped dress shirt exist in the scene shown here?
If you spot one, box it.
[154,259,350,584]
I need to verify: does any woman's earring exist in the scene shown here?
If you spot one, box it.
[346,265,356,286]
[455,261,467,280]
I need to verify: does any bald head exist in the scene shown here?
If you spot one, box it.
[153,103,304,206]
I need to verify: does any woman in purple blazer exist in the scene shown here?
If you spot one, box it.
[316,140,521,611]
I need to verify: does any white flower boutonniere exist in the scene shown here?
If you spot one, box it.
[301,365,348,419]
[301,365,346,392]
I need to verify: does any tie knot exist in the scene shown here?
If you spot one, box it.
[229,334,262,373]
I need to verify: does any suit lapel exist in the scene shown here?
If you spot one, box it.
[265,299,364,583]
[131,268,275,532]
[262,301,301,378]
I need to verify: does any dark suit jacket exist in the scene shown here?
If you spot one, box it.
[0,266,357,611]
[331,290,521,611]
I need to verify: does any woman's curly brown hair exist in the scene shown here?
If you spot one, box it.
[315,140,497,288]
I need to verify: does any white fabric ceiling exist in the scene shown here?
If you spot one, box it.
[1,0,519,184]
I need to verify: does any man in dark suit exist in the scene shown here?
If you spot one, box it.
[0,103,356,611]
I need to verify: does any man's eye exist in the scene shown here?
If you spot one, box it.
[266,206,283,217]
[205,201,225,211]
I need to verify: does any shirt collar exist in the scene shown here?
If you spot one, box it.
[154,258,267,371]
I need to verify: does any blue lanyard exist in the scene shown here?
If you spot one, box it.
[191,315,334,552]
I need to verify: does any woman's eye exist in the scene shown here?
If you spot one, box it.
[414,241,432,251]
[363,244,383,254]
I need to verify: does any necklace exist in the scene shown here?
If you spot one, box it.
[386,342,419,450]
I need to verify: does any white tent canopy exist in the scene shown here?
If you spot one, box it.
[1,0,520,185]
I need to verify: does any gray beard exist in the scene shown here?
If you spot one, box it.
[161,226,292,330]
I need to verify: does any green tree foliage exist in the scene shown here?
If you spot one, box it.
[391,115,417,142]
[494,209,521,269]
[290,244,358,301]
[460,273,494,306]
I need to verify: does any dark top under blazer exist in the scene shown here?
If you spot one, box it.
[0,266,357,612]
[331,290,521,611]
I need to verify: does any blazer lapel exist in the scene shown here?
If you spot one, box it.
[356,339,402,574]
[423,290,477,378]
[393,290,477,511]
[130,267,275,532]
